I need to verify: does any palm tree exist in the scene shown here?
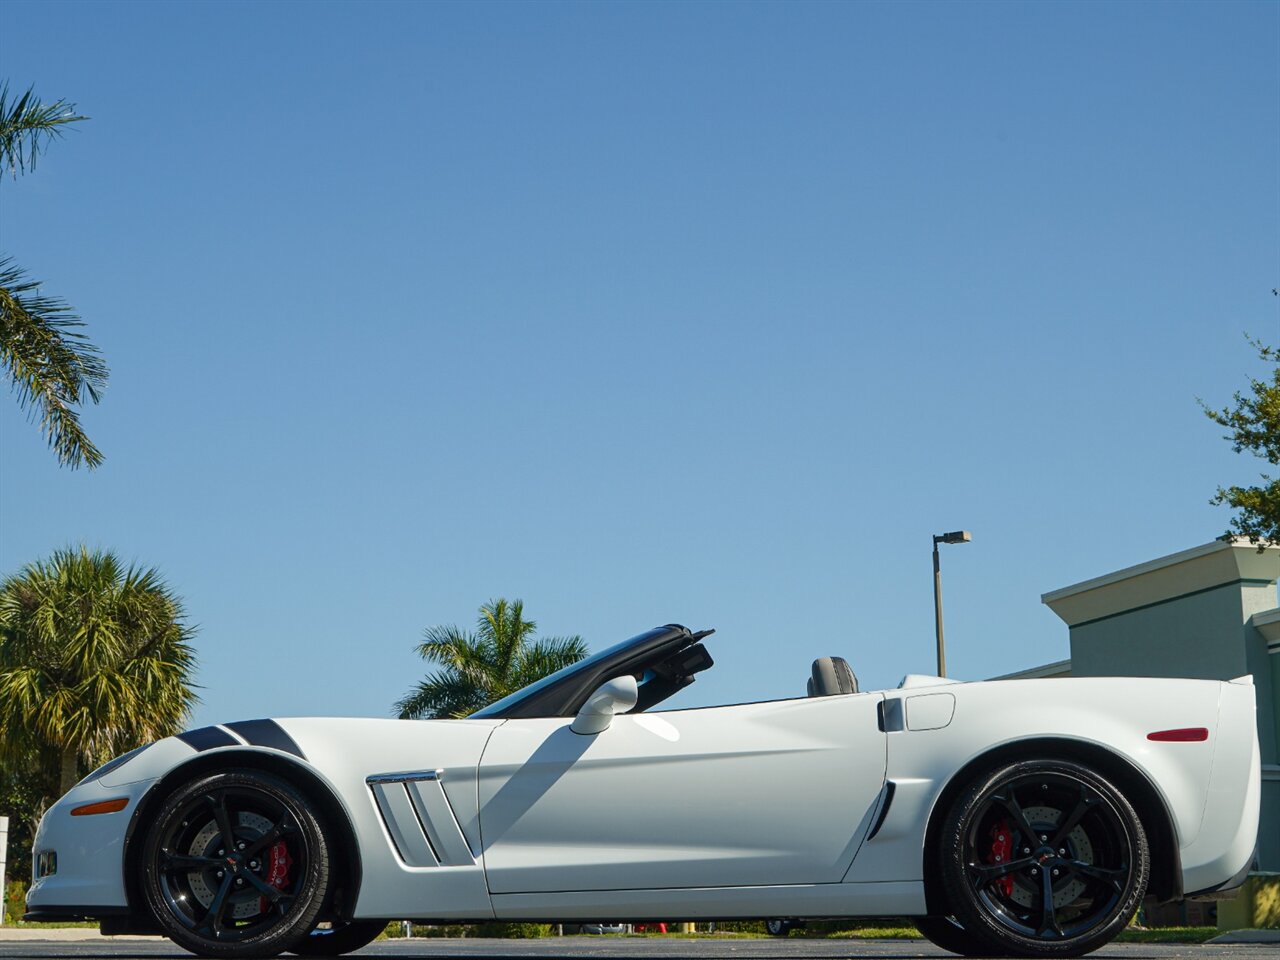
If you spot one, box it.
[0,82,106,470]
[396,598,587,719]
[0,547,199,793]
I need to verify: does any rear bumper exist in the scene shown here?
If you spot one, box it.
[1178,682,1261,895]
[1186,846,1257,900]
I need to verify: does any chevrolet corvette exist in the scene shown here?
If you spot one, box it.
[26,624,1260,958]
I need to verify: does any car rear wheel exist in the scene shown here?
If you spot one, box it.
[140,769,332,958]
[937,759,1149,958]
[288,920,386,956]
[765,919,795,936]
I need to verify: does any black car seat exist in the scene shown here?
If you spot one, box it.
[807,656,859,696]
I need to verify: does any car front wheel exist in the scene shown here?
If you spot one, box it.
[140,769,332,958]
[938,759,1149,958]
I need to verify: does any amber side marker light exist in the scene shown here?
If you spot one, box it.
[1147,728,1209,742]
[70,798,129,816]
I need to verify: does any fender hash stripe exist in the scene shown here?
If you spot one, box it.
[224,719,307,759]
[176,726,239,751]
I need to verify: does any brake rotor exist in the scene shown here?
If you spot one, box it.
[186,811,274,920]
[1007,805,1093,909]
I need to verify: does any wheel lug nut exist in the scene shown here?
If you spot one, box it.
[216,870,224,878]
[1040,835,1048,842]
[237,842,246,850]
[1030,868,1039,876]
[1052,869,1060,877]
[1058,848,1066,855]
[235,878,244,886]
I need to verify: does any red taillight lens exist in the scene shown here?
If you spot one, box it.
[1147,727,1209,742]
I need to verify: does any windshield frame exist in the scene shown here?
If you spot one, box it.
[469,624,701,719]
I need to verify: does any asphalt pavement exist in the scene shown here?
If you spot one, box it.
[0,939,1276,960]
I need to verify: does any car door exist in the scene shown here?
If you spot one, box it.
[476,692,886,894]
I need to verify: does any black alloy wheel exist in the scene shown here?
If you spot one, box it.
[938,760,1149,958]
[141,770,332,958]
[288,920,386,957]
[765,919,794,936]
[914,915,1001,957]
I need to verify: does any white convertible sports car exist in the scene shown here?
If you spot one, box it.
[27,625,1260,958]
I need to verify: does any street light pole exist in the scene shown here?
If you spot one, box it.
[932,531,971,677]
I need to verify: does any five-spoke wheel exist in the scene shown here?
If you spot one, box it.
[141,770,332,958]
[937,760,1149,958]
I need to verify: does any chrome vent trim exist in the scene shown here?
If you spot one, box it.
[365,769,474,867]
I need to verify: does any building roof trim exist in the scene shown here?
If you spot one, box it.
[1042,539,1250,604]
[1040,538,1280,628]
[989,658,1073,681]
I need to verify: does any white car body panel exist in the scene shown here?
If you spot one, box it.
[846,677,1230,884]
[477,694,885,894]
[27,651,1261,927]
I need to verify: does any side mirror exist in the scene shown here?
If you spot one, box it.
[570,675,638,735]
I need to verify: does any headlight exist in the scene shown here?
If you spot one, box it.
[76,744,151,786]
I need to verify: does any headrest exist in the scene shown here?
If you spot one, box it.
[809,656,859,696]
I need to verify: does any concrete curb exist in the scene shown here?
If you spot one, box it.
[1208,929,1280,944]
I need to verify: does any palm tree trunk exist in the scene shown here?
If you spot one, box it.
[59,748,80,795]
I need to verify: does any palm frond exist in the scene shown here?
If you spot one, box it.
[514,635,588,689]
[0,83,87,178]
[395,670,486,720]
[399,599,586,718]
[0,258,108,468]
[0,547,198,785]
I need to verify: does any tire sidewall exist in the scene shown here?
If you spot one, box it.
[141,769,332,959]
[914,915,999,957]
[939,759,1149,958]
[288,920,386,957]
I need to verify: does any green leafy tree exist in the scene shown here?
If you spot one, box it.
[396,598,587,719]
[0,82,106,469]
[1203,338,1280,546]
[0,547,199,794]
[0,762,55,885]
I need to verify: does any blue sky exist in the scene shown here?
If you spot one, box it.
[1,0,1277,726]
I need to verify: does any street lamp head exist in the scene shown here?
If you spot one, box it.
[935,530,972,545]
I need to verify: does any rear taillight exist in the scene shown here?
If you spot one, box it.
[1147,727,1209,742]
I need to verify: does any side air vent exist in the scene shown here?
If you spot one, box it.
[366,770,474,867]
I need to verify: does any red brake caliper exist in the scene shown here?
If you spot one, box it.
[259,841,293,913]
[988,820,1014,898]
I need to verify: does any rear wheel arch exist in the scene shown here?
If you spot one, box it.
[920,737,1180,914]
[124,750,363,927]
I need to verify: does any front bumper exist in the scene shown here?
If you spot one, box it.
[24,774,159,916]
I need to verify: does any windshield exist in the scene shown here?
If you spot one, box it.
[470,627,673,719]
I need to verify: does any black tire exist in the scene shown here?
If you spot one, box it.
[765,919,793,936]
[914,915,999,957]
[140,769,332,958]
[289,921,386,957]
[938,759,1149,958]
